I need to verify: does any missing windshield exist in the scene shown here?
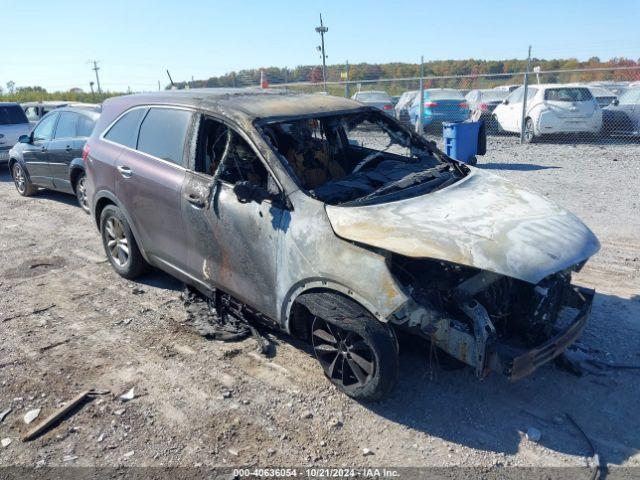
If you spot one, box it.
[261,110,465,205]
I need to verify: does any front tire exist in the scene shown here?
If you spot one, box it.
[303,293,399,401]
[74,173,90,214]
[12,162,37,196]
[100,205,148,279]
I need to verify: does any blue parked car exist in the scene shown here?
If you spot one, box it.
[408,88,470,131]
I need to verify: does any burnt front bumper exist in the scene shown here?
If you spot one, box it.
[499,285,594,381]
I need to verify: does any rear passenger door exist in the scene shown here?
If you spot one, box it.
[48,112,83,192]
[109,106,193,273]
[23,112,58,188]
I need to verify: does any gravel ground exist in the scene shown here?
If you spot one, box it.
[0,135,639,473]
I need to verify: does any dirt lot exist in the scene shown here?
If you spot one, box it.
[0,136,639,473]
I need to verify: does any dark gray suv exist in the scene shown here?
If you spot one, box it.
[84,89,599,400]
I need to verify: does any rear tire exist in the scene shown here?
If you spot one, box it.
[12,162,37,196]
[74,172,90,214]
[300,292,399,401]
[523,117,537,143]
[100,205,148,279]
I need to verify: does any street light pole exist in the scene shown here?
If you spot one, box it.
[315,13,328,93]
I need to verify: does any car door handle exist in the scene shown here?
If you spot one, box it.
[65,146,72,152]
[184,193,206,208]
[41,146,47,152]
[117,165,133,178]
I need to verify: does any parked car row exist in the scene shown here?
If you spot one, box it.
[352,82,640,141]
[4,103,101,212]
[3,89,601,400]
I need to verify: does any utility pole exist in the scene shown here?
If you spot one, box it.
[519,45,532,144]
[315,13,328,93]
[91,60,102,94]
[417,55,425,134]
[344,60,350,98]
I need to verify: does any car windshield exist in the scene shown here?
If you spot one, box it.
[0,105,29,125]
[261,110,466,206]
[479,90,509,102]
[544,88,593,102]
[355,92,391,102]
[426,89,465,100]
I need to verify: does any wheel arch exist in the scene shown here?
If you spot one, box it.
[93,190,151,263]
[282,279,385,338]
[69,161,85,192]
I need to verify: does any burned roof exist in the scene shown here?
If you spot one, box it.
[105,88,364,121]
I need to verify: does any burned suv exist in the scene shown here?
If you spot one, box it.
[84,89,600,400]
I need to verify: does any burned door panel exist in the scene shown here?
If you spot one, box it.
[181,173,284,320]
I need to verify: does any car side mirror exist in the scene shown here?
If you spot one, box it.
[502,99,509,105]
[18,134,31,144]
[612,98,619,106]
[233,181,272,205]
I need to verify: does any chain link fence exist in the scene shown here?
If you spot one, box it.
[265,65,638,147]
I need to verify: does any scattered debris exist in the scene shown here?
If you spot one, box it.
[32,304,56,315]
[23,409,41,425]
[62,454,78,462]
[221,391,232,399]
[113,409,126,416]
[119,388,136,402]
[1,438,12,448]
[22,390,97,442]
[123,450,135,458]
[301,411,314,420]
[0,408,12,423]
[131,287,145,295]
[39,338,71,353]
[182,285,273,356]
[525,427,541,442]
[97,433,106,443]
[362,448,374,456]
[228,448,239,456]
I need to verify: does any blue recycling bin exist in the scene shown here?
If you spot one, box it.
[442,121,485,165]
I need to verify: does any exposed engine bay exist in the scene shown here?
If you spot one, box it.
[388,256,594,380]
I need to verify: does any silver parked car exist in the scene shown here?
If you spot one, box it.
[0,103,31,165]
[351,90,395,115]
[84,89,600,400]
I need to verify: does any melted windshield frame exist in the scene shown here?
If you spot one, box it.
[255,108,467,206]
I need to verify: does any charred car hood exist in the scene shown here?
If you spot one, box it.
[325,169,600,284]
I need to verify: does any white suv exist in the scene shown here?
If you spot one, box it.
[492,84,602,142]
[0,103,31,164]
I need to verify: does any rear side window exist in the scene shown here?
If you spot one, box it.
[137,108,192,166]
[544,88,593,102]
[104,108,147,148]
[77,115,95,137]
[0,105,29,125]
[54,112,79,139]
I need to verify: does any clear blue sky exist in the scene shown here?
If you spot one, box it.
[2,0,638,92]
